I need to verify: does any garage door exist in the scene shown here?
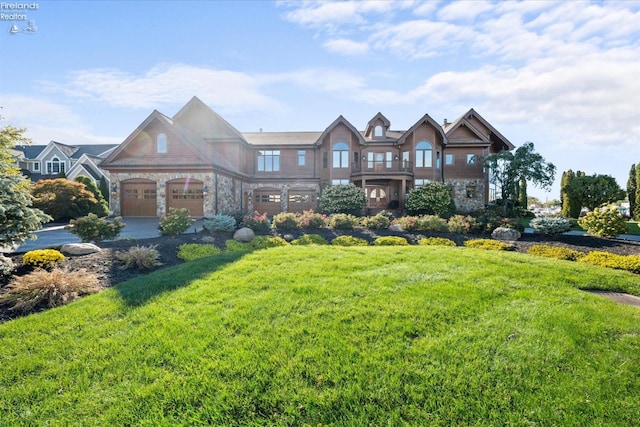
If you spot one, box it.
[288,189,317,213]
[166,179,204,216]
[253,189,282,216]
[121,180,157,216]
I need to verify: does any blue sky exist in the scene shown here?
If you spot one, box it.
[2,0,639,202]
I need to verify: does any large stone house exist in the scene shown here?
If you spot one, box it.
[101,96,514,217]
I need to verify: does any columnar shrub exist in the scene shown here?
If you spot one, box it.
[447,215,480,234]
[418,237,456,247]
[159,208,194,236]
[22,249,65,269]
[463,239,513,251]
[373,236,409,246]
[331,236,369,246]
[68,214,125,243]
[241,211,271,231]
[529,216,571,235]
[578,206,628,237]
[272,212,300,230]
[298,210,328,229]
[578,251,640,274]
[203,215,236,232]
[405,182,455,217]
[291,234,328,245]
[360,213,391,229]
[318,184,366,215]
[115,245,162,270]
[177,243,222,261]
[527,245,584,261]
[329,213,360,230]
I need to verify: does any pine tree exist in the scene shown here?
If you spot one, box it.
[635,164,640,220]
[627,163,637,220]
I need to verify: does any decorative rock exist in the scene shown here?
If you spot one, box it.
[60,243,102,255]
[491,227,521,241]
[388,224,404,232]
[282,234,295,242]
[233,227,255,242]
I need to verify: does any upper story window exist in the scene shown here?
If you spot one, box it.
[445,154,454,165]
[374,125,383,137]
[332,142,349,168]
[467,154,475,165]
[415,141,432,168]
[258,150,280,172]
[298,150,306,166]
[331,179,349,185]
[46,156,65,175]
[33,162,39,171]
[157,133,167,153]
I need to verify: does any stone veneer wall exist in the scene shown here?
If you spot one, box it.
[245,182,321,213]
[446,178,486,212]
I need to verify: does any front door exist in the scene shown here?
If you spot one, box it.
[367,186,388,209]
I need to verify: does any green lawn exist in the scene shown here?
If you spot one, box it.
[1,246,639,425]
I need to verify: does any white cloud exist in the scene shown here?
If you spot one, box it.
[437,0,494,22]
[323,38,370,55]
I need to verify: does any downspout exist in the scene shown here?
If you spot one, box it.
[215,172,219,214]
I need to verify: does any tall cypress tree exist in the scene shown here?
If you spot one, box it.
[635,164,640,220]
[561,170,575,217]
[627,163,637,220]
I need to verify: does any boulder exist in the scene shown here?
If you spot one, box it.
[388,224,404,232]
[60,243,102,255]
[491,227,521,241]
[233,227,255,243]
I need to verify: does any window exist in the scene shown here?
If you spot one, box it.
[467,154,475,165]
[332,179,349,185]
[374,125,383,137]
[298,150,306,166]
[445,154,454,165]
[323,152,328,168]
[402,151,410,168]
[466,186,477,198]
[436,151,441,169]
[415,141,432,168]
[46,156,65,175]
[256,193,281,203]
[157,133,167,153]
[289,194,312,204]
[332,142,349,168]
[258,150,280,172]
[33,162,39,171]
[414,179,428,188]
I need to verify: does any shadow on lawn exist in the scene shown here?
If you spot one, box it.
[114,251,247,307]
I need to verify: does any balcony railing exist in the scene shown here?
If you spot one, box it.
[351,159,414,174]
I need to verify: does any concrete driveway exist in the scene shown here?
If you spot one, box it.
[4,217,203,254]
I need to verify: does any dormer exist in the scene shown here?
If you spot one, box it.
[365,113,391,140]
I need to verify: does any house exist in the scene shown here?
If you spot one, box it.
[16,141,117,188]
[101,96,514,217]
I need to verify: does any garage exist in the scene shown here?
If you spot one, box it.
[253,189,282,216]
[287,189,317,213]
[166,179,204,216]
[121,179,157,216]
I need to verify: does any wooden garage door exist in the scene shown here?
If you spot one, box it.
[253,190,282,216]
[167,179,204,216]
[121,180,157,216]
[288,190,317,213]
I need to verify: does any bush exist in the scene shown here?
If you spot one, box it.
[417,215,449,232]
[329,213,360,230]
[75,176,109,217]
[68,214,125,243]
[249,236,289,249]
[203,215,236,233]
[331,236,369,246]
[272,212,300,230]
[527,245,584,261]
[0,267,99,313]
[177,243,222,261]
[159,208,194,236]
[390,216,420,231]
[578,251,640,274]
[291,234,328,245]
[418,237,456,247]
[473,207,523,234]
[447,215,480,234]
[318,184,366,215]
[31,178,105,221]
[225,239,251,252]
[360,213,391,229]
[463,239,513,251]
[578,206,628,237]
[373,236,409,246]
[405,182,455,217]
[241,211,271,231]
[298,210,328,229]
[115,245,162,270]
[22,249,65,269]
[0,254,15,277]
[529,216,572,235]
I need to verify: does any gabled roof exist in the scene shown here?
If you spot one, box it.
[314,115,366,146]
[445,108,514,150]
[172,96,247,144]
[15,142,117,160]
[365,112,391,138]
[71,144,118,158]
[397,113,448,146]
[243,132,322,146]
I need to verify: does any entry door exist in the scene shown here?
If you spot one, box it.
[368,186,388,208]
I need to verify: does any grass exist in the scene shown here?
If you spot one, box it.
[0,246,639,425]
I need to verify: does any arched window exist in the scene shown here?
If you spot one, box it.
[415,141,432,168]
[332,142,349,168]
[157,133,167,153]
[46,156,64,174]
[374,125,383,137]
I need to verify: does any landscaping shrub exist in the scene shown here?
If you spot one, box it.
[463,239,513,251]
[68,214,125,243]
[203,215,236,233]
[291,234,328,245]
[75,176,109,217]
[529,216,572,235]
[329,213,360,230]
[298,210,328,229]
[115,245,162,270]
[31,178,105,221]
[272,212,300,230]
[578,206,628,237]
[249,236,289,249]
[527,244,584,261]
[22,249,65,269]
[318,184,366,215]
[405,182,455,217]
[373,236,409,246]
[241,211,271,231]
[0,267,99,313]
[418,237,456,247]
[0,254,15,277]
[578,251,640,274]
[447,214,480,234]
[177,244,222,261]
[474,206,523,233]
[417,215,449,232]
[331,235,369,246]
[360,213,391,229]
[390,216,420,231]
[225,239,251,252]
[159,208,194,236]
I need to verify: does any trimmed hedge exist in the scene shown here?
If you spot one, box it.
[373,236,409,246]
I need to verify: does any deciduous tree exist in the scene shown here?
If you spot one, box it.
[31,178,104,221]
[566,174,625,212]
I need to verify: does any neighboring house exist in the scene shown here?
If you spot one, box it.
[101,96,514,217]
[15,141,117,187]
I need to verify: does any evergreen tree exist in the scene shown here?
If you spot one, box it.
[98,176,110,204]
[518,177,527,207]
[627,163,637,220]
[560,170,579,218]
[635,164,640,220]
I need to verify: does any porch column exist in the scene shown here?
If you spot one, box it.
[401,179,407,209]
[362,177,367,213]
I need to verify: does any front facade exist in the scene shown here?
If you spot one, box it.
[101,97,514,217]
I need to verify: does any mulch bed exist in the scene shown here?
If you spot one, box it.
[1,230,639,323]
